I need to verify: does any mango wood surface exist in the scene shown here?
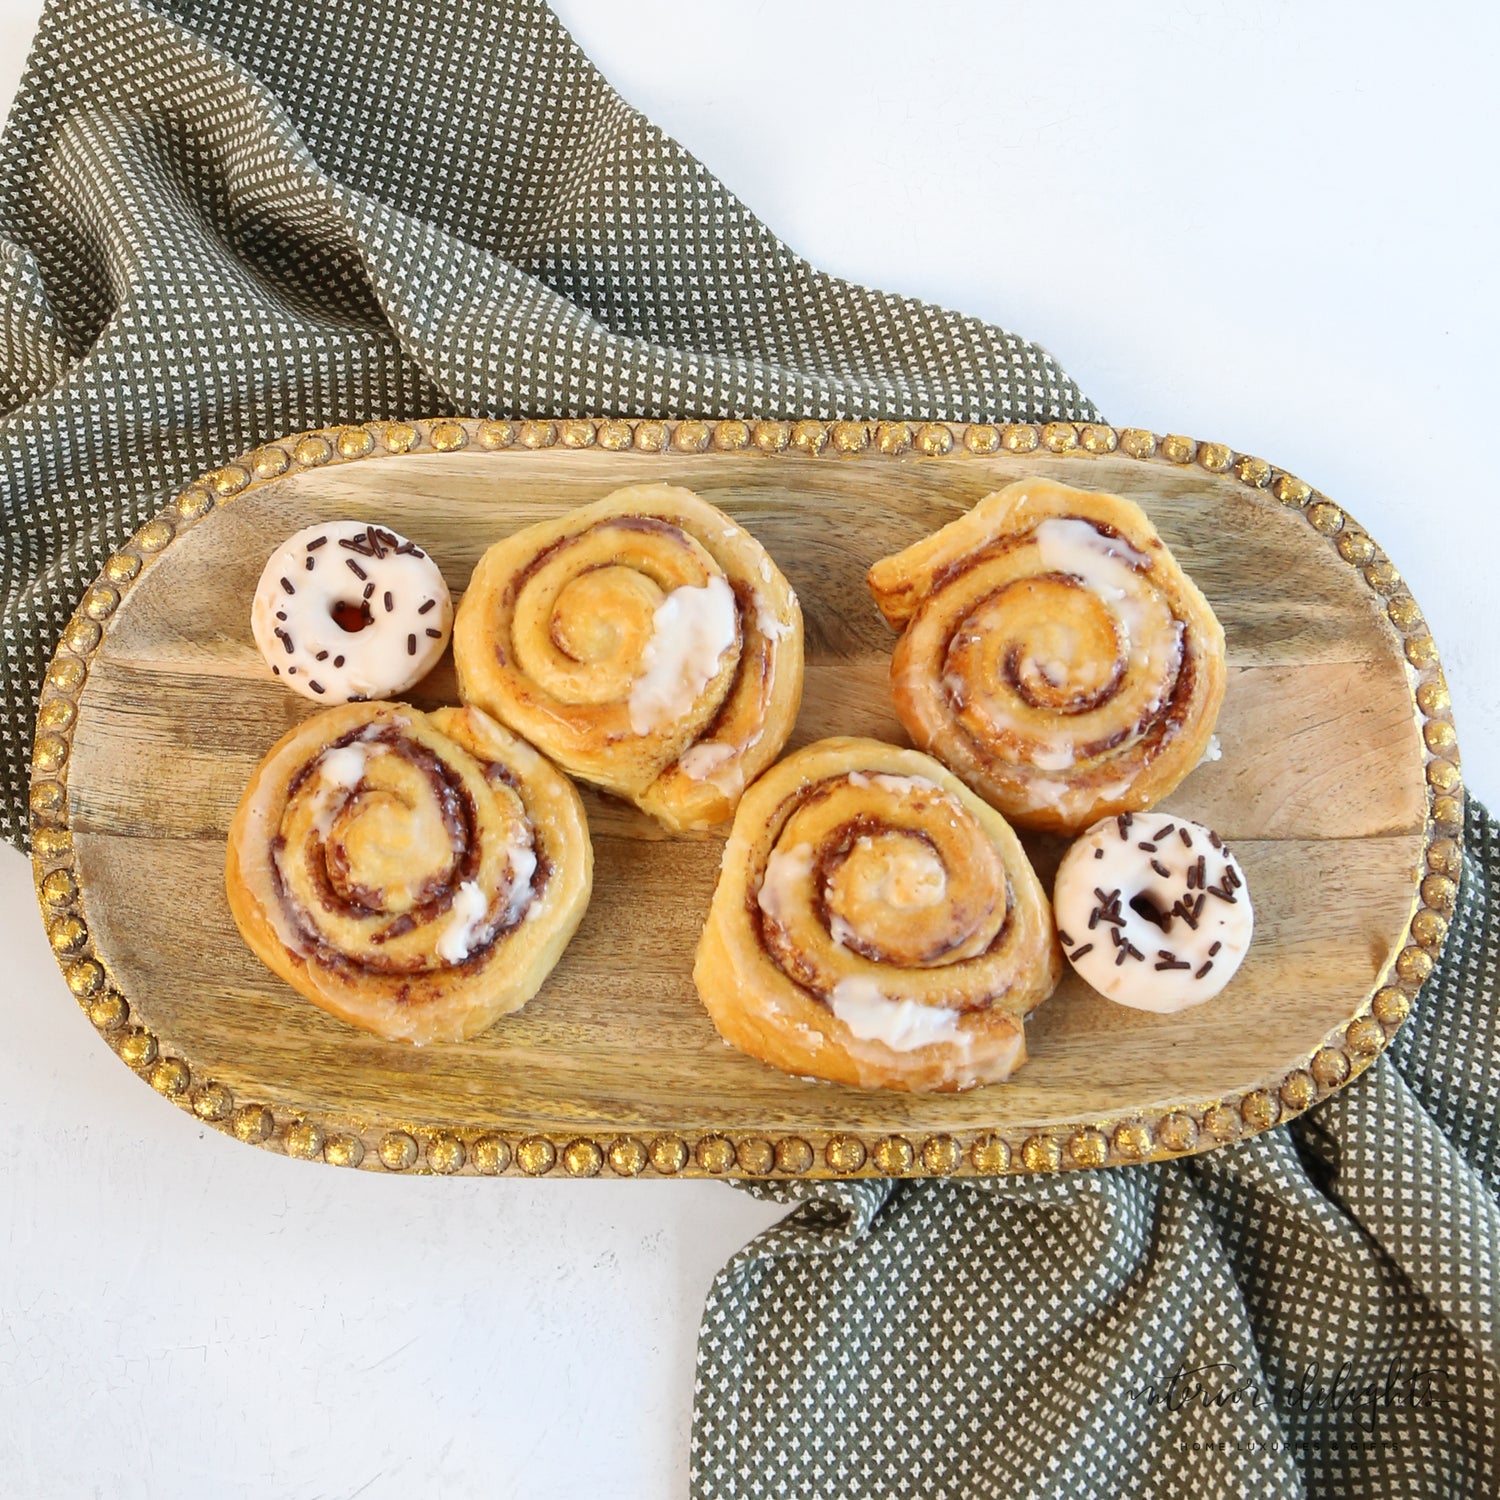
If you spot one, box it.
[33,419,1460,1178]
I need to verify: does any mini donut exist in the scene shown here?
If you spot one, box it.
[251,521,453,703]
[1052,811,1252,1012]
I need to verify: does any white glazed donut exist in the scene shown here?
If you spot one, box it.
[250,521,453,703]
[1053,811,1252,1012]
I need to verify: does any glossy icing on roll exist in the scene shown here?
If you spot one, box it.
[867,478,1226,835]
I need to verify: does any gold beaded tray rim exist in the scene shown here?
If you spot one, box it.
[29,415,1463,1180]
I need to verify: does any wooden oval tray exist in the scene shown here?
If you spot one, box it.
[30,417,1462,1179]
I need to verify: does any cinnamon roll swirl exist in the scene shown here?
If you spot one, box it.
[868,478,1226,835]
[453,485,803,831]
[225,701,592,1044]
[694,737,1061,1092]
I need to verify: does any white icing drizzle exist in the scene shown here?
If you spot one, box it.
[502,843,538,926]
[1200,734,1223,765]
[829,976,965,1052]
[628,574,737,734]
[1034,516,1154,654]
[757,842,814,924]
[437,880,489,964]
[680,741,737,781]
[755,594,794,641]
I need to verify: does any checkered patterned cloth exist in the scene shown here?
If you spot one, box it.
[1,3,1493,1495]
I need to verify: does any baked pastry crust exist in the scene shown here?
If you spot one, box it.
[694,736,1061,1092]
[868,477,1226,835]
[453,484,803,831]
[225,701,592,1044]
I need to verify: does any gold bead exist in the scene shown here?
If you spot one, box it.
[872,1136,915,1175]
[1271,473,1311,506]
[791,420,827,454]
[1113,1122,1152,1159]
[648,1136,688,1175]
[559,419,596,449]
[1387,595,1422,631]
[33,828,72,861]
[598,418,633,450]
[607,1138,647,1176]
[232,1105,273,1143]
[213,464,251,496]
[1411,909,1448,949]
[633,420,667,452]
[1159,434,1196,465]
[1372,986,1412,1026]
[335,426,373,459]
[251,444,291,477]
[515,1136,556,1175]
[735,1138,775,1176]
[64,618,101,655]
[1423,720,1458,755]
[1420,873,1457,911]
[471,1136,511,1175]
[1157,1112,1197,1153]
[1337,530,1376,565]
[1119,428,1156,459]
[1416,679,1451,716]
[427,1135,465,1174]
[88,992,127,1031]
[104,552,141,585]
[968,1135,1010,1173]
[383,422,418,453]
[1406,635,1439,669]
[286,1120,324,1160]
[176,486,214,520]
[563,1139,603,1177]
[830,420,869,453]
[920,1135,961,1175]
[30,780,64,820]
[429,420,467,452]
[117,1028,156,1067]
[66,959,103,997]
[379,1132,418,1170]
[191,1082,232,1121]
[1428,838,1461,876]
[1310,1047,1351,1089]
[1432,794,1463,832]
[1082,424,1119,455]
[824,1134,866,1174]
[915,422,954,456]
[673,420,710,452]
[1021,1135,1061,1173]
[875,421,911,454]
[1040,421,1077,453]
[1240,1090,1280,1131]
[325,1134,364,1168]
[1427,760,1461,794]
[37,698,76,731]
[294,436,332,467]
[520,419,556,449]
[1001,423,1039,453]
[46,657,86,693]
[1396,945,1434,983]
[1346,1014,1385,1056]
[1203,1104,1241,1142]
[713,420,751,451]
[695,1136,735,1175]
[137,518,174,553]
[150,1058,189,1097]
[1068,1130,1108,1168]
[1364,560,1400,595]
[1306,501,1344,535]
[83,584,119,621]
[40,869,77,907]
[963,424,999,454]
[33,735,67,774]
[48,916,87,955]
[1279,1070,1314,1113]
[753,421,790,453]
[774,1137,813,1174]
[477,419,517,449]
[1196,440,1231,472]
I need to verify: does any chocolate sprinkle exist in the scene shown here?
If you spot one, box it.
[1115,945,1129,966]
[407,633,416,655]
[1179,828,1193,848]
[333,655,345,668]
[1150,859,1170,878]
[315,650,329,661]
[1152,823,1176,841]
[384,590,394,613]
[1156,955,1191,971]
[1195,961,1214,979]
[1209,832,1223,849]
[279,576,294,595]
[304,556,315,571]
[1058,930,1074,947]
[309,680,324,694]
[346,559,368,580]
[1116,813,1132,839]
[1088,910,1100,930]
[367,526,386,559]
[1070,943,1093,960]
[275,610,286,621]
[418,598,436,615]
[425,627,442,638]
[1093,847,1104,859]
[305,536,328,551]
[276,630,293,654]
[363,582,375,599]
[339,535,375,556]
[1209,941,1222,956]
[1138,841,1158,852]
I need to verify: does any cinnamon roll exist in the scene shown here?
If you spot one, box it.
[225,701,592,1044]
[868,477,1226,835]
[453,485,803,831]
[694,737,1062,1092]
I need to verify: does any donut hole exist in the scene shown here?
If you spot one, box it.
[331,599,373,633]
[1129,889,1174,931]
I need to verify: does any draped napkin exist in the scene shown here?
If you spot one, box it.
[2,3,1492,1495]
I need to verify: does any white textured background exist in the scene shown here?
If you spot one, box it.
[2,2,1495,1496]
